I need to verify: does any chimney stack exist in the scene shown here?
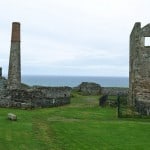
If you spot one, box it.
[8,22,21,89]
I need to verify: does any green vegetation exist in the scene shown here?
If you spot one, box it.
[0,92,150,150]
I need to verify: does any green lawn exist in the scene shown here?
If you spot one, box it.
[0,93,150,150]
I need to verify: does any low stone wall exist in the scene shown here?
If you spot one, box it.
[0,77,7,100]
[101,87,129,95]
[0,78,129,109]
[135,100,150,115]
[0,77,7,90]
[31,86,71,108]
[0,84,72,109]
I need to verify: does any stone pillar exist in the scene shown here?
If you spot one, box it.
[0,67,2,77]
[129,22,141,106]
[8,22,21,89]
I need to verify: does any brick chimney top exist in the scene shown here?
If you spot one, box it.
[11,22,20,42]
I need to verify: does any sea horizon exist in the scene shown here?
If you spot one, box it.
[18,75,129,88]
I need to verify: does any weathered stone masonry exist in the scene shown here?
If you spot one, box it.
[0,22,71,108]
[8,22,21,89]
[129,22,150,115]
[0,85,72,108]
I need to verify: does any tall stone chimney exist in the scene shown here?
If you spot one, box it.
[8,22,21,89]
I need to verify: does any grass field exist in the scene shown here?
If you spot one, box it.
[0,92,150,150]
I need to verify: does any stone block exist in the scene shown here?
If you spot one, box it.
[8,113,17,121]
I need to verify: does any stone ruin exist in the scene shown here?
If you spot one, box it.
[129,22,150,115]
[75,82,101,95]
[0,22,71,109]
[1,22,150,114]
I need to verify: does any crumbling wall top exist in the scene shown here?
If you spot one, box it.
[141,23,150,37]
[130,22,141,37]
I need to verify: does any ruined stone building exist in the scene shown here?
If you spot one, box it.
[1,22,150,112]
[129,22,150,115]
[0,22,71,108]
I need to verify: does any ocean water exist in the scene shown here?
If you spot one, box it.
[22,75,129,87]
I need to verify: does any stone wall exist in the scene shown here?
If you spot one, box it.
[0,78,129,108]
[0,77,72,109]
[31,86,71,108]
[74,82,128,96]
[129,22,150,115]
[135,100,150,115]
[0,77,7,96]
[102,87,128,95]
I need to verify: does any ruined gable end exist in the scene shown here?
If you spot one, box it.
[129,22,150,115]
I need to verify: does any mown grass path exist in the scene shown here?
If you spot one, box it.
[0,93,150,149]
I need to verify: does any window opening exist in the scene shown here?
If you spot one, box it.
[145,37,150,46]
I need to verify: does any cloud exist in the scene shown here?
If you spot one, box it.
[0,0,150,76]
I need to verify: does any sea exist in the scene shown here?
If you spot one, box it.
[21,75,129,88]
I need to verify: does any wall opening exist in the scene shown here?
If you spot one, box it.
[145,37,150,46]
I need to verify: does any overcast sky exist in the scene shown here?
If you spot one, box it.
[0,0,149,76]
